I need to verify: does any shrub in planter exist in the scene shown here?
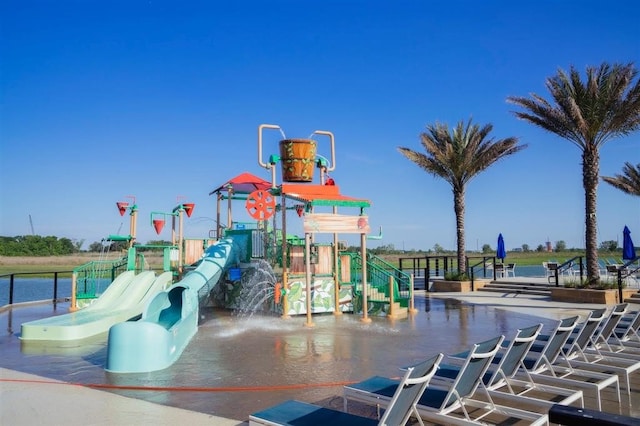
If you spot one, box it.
[444,271,469,281]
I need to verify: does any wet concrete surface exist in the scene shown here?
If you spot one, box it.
[1,294,637,423]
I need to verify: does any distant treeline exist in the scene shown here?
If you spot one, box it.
[0,235,82,256]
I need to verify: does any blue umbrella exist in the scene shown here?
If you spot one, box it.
[623,225,636,260]
[497,233,506,262]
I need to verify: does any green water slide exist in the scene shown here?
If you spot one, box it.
[20,270,173,341]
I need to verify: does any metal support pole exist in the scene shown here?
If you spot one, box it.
[9,274,14,305]
[361,232,371,323]
[53,272,59,302]
[304,233,314,327]
[388,276,395,318]
[70,272,78,312]
[409,274,417,314]
[333,205,341,316]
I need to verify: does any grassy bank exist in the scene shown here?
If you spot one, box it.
[0,253,166,277]
[0,250,624,276]
[0,254,111,276]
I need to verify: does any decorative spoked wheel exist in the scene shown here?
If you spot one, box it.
[245,190,276,220]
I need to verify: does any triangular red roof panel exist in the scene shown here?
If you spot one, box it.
[209,172,273,195]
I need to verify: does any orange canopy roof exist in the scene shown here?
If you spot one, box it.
[279,184,370,208]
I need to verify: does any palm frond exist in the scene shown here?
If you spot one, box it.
[602,162,640,196]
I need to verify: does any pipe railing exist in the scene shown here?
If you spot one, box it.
[1,271,72,306]
[548,256,584,287]
[616,256,640,303]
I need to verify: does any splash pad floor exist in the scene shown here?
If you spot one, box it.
[1,293,637,424]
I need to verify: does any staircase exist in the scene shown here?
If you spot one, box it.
[344,252,411,319]
[367,286,409,319]
[479,278,640,303]
[477,278,555,297]
[625,292,640,304]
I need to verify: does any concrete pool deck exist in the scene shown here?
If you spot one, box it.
[1,291,637,425]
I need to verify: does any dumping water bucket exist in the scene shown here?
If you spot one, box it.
[279,139,317,182]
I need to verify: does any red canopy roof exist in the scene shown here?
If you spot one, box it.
[209,172,272,195]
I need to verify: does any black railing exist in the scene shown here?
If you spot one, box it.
[399,255,501,290]
[398,255,460,284]
[616,257,639,303]
[1,270,72,306]
[467,257,501,290]
[547,256,584,287]
[346,252,411,302]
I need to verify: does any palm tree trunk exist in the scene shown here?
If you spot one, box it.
[583,146,600,283]
[454,188,466,273]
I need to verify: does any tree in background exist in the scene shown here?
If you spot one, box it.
[433,243,445,253]
[602,162,640,196]
[522,244,530,252]
[555,240,567,251]
[0,235,77,256]
[508,62,640,284]
[88,241,104,252]
[600,240,619,251]
[399,119,526,274]
[482,244,492,254]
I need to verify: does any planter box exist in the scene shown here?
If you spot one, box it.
[432,279,488,293]
[550,287,636,304]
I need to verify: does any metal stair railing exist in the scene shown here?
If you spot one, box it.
[345,252,411,302]
[73,256,128,299]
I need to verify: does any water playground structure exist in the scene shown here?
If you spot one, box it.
[20,124,416,373]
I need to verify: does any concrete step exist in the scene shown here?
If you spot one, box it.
[490,279,555,288]
[388,304,408,319]
[366,293,408,319]
[479,281,553,296]
[478,287,552,296]
[484,282,554,292]
[624,293,640,304]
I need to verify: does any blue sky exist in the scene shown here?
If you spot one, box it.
[1,0,639,252]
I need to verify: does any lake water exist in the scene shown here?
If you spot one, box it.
[0,277,72,307]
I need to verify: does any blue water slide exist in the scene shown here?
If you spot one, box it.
[105,236,245,373]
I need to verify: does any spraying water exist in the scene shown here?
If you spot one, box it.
[234,259,278,317]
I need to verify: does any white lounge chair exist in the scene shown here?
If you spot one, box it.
[514,315,621,411]
[344,336,549,425]
[249,353,443,426]
[434,323,583,411]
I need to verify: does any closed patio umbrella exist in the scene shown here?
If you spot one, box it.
[623,225,636,260]
[497,233,506,263]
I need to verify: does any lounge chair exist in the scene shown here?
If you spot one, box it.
[513,315,621,411]
[434,323,583,411]
[585,306,640,358]
[248,353,443,426]
[582,304,637,353]
[546,307,640,397]
[614,309,640,346]
[344,336,549,425]
[532,309,608,357]
[598,259,609,276]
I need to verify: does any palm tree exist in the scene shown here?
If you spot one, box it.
[508,63,640,284]
[398,119,526,274]
[602,162,640,196]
